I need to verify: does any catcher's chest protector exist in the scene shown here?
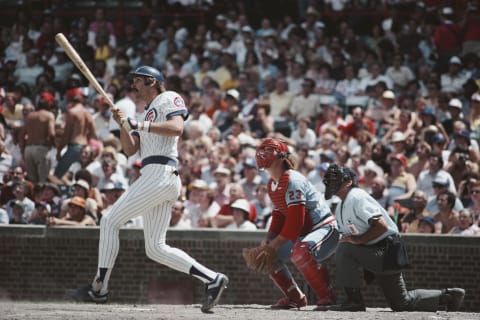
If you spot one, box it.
[268,172,291,213]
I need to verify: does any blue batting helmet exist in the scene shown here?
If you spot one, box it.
[130,65,165,82]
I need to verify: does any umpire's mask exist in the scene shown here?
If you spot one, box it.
[323,164,357,200]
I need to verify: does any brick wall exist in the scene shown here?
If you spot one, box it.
[0,225,478,311]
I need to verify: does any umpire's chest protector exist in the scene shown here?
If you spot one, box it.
[267,172,291,214]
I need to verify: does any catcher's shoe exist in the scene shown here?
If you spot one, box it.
[270,296,308,310]
[65,285,109,304]
[201,273,229,313]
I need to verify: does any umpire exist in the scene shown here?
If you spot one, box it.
[321,164,465,312]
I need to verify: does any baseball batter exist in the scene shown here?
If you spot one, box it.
[68,66,228,313]
[254,138,339,310]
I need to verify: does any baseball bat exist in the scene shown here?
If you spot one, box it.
[55,32,117,110]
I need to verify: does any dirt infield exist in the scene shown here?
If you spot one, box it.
[1,302,478,320]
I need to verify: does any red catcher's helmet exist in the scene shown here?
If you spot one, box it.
[255,138,289,169]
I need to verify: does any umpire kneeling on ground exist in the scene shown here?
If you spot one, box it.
[320,164,465,312]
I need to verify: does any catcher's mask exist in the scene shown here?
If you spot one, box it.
[323,164,357,200]
[255,138,291,170]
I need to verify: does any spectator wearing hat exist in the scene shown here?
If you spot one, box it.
[38,182,62,217]
[61,179,99,222]
[388,131,407,157]
[432,190,461,233]
[21,91,56,184]
[418,215,436,233]
[211,166,232,207]
[447,97,465,125]
[99,180,133,225]
[9,200,28,224]
[358,160,385,194]
[447,125,480,162]
[225,198,257,230]
[440,56,469,94]
[418,105,449,148]
[433,7,462,74]
[425,175,464,216]
[184,179,209,222]
[239,157,262,201]
[469,93,480,133]
[366,89,398,133]
[385,154,417,207]
[48,196,96,226]
[214,183,256,228]
[27,201,52,225]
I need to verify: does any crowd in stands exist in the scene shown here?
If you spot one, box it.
[0,0,480,235]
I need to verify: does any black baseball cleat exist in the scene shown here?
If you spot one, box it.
[65,285,109,304]
[201,273,229,313]
[443,288,465,311]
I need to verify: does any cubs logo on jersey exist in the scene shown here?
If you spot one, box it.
[145,108,158,122]
[173,96,185,108]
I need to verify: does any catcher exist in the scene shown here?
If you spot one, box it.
[245,138,339,310]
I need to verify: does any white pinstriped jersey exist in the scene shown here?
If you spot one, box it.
[133,91,188,160]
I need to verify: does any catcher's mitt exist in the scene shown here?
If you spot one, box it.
[242,246,277,274]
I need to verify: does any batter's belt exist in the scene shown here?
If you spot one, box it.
[141,156,178,175]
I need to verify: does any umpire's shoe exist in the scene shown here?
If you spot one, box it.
[442,288,465,311]
[201,273,229,313]
[65,285,110,304]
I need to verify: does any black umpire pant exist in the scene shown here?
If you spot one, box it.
[335,242,442,311]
